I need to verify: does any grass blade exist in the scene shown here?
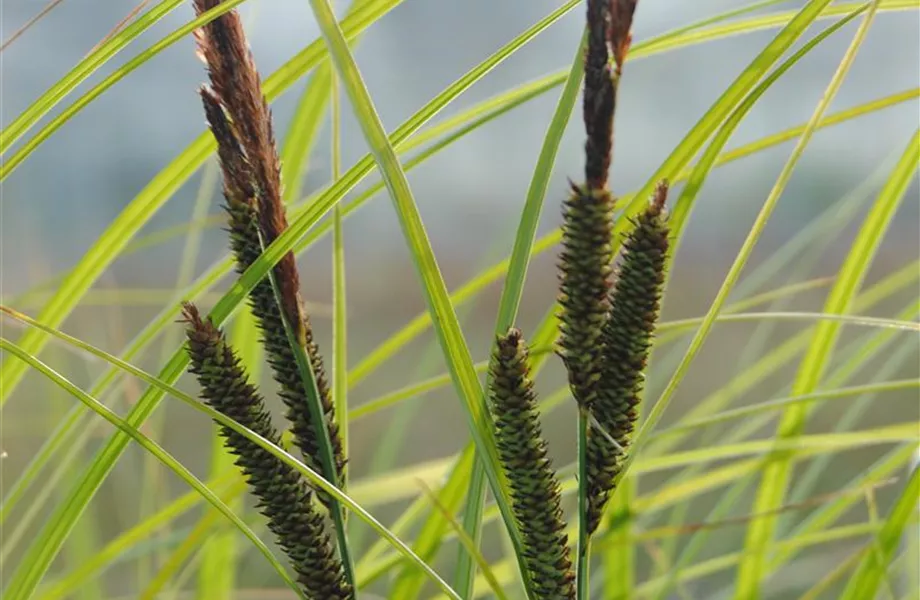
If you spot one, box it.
[305,0,540,595]
[626,0,875,507]
[841,465,919,599]
[0,338,306,600]
[738,118,919,595]
[457,27,588,597]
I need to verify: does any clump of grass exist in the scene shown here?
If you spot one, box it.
[192,0,346,500]
[488,328,576,599]
[181,303,352,599]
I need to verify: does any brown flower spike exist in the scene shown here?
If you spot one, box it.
[182,303,352,599]
[489,328,576,599]
[585,181,670,535]
[193,0,345,499]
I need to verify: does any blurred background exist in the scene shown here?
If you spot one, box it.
[2,0,918,597]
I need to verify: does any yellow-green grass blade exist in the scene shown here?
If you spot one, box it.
[347,81,917,393]
[0,0,186,153]
[352,427,917,591]
[637,0,915,59]
[0,0,401,177]
[772,445,919,570]
[281,62,334,206]
[744,327,920,589]
[633,522,896,599]
[418,482,511,600]
[624,2,879,514]
[648,147,905,596]
[137,157,219,589]
[439,520,893,600]
[355,448,476,586]
[389,249,507,598]
[610,0,836,242]
[35,475,241,600]
[666,4,869,254]
[141,510,223,600]
[455,27,586,597]
[646,321,918,597]
[307,0,568,595]
[0,338,306,600]
[646,281,919,466]
[0,310,460,599]
[652,380,920,440]
[739,125,920,594]
[781,308,920,522]
[0,0,404,406]
[649,300,919,596]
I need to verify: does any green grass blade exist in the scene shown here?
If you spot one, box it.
[492,30,585,335]
[666,5,868,251]
[0,308,460,599]
[280,63,334,205]
[0,0,403,179]
[347,86,917,397]
[841,464,919,599]
[0,0,185,153]
[738,119,919,594]
[627,0,874,503]
[418,483,511,600]
[306,0,554,595]
[457,27,587,597]
[259,235,357,589]
[0,0,405,406]
[330,14,349,495]
[35,477,241,600]
[653,380,920,438]
[0,339,305,600]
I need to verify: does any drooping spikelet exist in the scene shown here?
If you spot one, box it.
[193,0,345,499]
[585,181,670,535]
[181,303,352,599]
[489,328,576,599]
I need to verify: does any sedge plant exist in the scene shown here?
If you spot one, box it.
[1,0,917,599]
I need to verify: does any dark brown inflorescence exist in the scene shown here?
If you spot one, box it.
[585,181,670,535]
[193,0,345,500]
[182,303,352,599]
[558,183,616,411]
[582,0,615,191]
[489,328,576,599]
